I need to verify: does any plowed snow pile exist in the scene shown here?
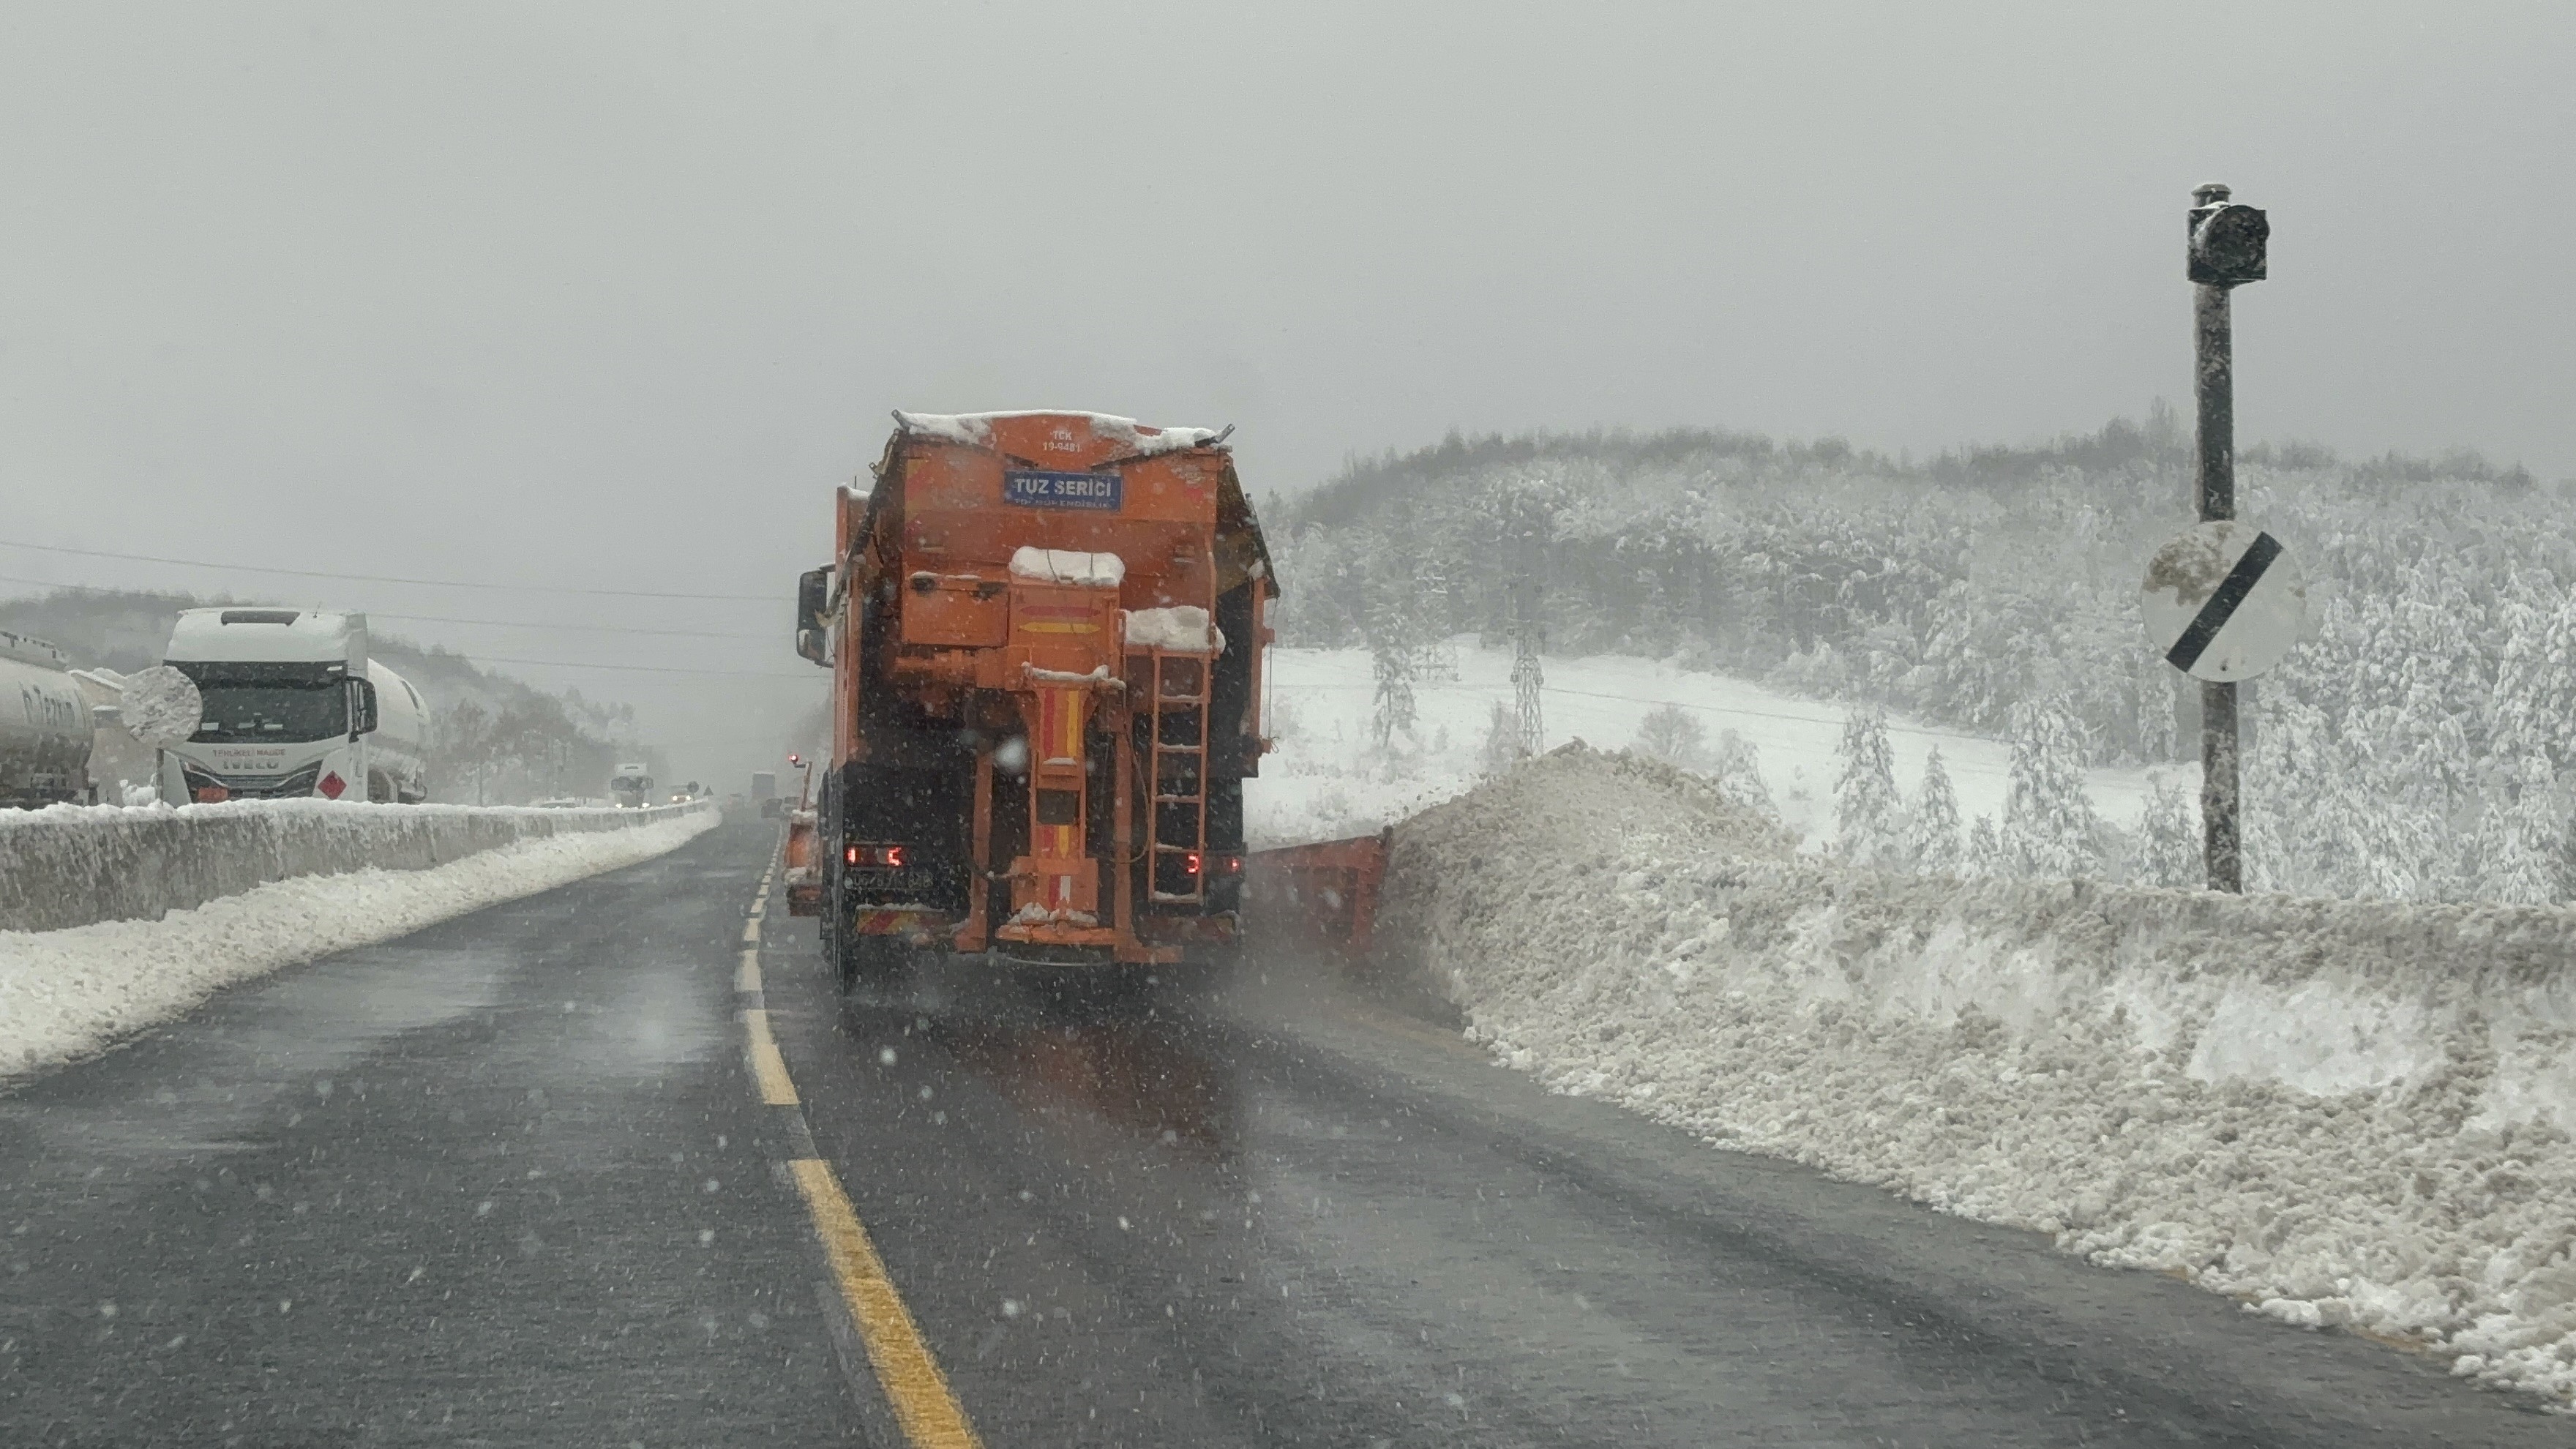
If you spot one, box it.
[0,809,717,1078]
[1379,744,2576,1408]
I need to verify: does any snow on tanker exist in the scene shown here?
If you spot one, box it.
[787,410,1276,987]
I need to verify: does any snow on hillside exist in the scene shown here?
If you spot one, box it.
[1247,643,2180,848]
[1374,746,2576,1409]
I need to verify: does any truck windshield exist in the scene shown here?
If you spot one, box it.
[190,684,346,744]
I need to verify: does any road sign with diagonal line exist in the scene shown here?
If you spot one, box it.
[2141,520,2306,682]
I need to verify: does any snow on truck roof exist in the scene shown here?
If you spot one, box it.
[892,410,1229,457]
[164,607,367,664]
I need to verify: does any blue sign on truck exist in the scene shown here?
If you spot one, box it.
[1003,469,1123,512]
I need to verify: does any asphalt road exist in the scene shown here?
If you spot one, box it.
[3,817,2566,1446]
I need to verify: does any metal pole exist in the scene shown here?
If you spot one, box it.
[2193,187,2241,893]
[1510,520,1543,758]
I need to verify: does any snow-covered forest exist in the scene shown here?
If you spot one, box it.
[0,588,659,805]
[1266,411,2576,903]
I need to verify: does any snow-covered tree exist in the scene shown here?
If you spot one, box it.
[1833,707,1905,866]
[1477,700,1520,776]
[1633,704,1711,771]
[1712,729,1777,822]
[1365,607,1417,746]
[2001,698,2100,879]
[1906,746,1962,875]
[1964,814,2004,878]
[2485,753,2568,905]
[2138,773,2198,889]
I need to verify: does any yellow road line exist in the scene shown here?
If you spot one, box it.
[790,1158,984,1449]
[735,950,762,994]
[741,1009,798,1106]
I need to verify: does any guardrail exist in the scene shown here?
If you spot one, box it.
[0,799,714,934]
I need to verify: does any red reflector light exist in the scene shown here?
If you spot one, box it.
[1224,855,1243,874]
[1184,851,1202,875]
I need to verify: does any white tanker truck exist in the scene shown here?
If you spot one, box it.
[153,609,428,804]
[0,630,93,807]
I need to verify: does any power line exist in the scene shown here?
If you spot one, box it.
[0,538,779,602]
[0,574,776,641]
[370,611,771,641]
[433,652,814,681]
[1535,683,1995,746]
[1274,676,1993,746]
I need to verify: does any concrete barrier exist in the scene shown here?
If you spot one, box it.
[0,799,714,933]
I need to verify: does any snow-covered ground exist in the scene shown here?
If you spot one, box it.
[0,808,717,1079]
[1248,643,2182,847]
[1374,746,2576,1410]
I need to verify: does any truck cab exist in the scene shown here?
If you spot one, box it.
[157,609,427,805]
[609,763,655,809]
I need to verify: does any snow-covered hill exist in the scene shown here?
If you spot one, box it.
[1248,643,2179,850]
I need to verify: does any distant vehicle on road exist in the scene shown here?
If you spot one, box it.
[608,762,654,809]
[154,609,427,805]
[0,630,93,808]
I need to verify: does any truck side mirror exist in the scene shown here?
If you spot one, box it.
[348,678,380,738]
[796,567,831,664]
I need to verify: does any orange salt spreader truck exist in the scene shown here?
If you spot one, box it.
[785,411,1277,989]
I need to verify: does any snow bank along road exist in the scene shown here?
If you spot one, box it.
[0,798,710,933]
[0,817,2561,1445]
[0,804,716,1077]
[1382,745,2576,1415]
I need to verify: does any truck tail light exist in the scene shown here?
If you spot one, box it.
[846,844,907,867]
[1184,851,1202,876]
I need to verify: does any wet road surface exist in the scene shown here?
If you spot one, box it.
[4,818,2566,1445]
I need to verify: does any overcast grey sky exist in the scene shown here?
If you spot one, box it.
[4,2,2569,787]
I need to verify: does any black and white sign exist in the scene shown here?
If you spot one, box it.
[2141,520,2306,682]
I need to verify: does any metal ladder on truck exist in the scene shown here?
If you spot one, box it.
[1143,651,1209,905]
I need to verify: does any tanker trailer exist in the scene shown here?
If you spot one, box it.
[0,630,94,807]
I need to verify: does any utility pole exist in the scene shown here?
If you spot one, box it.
[1509,505,1544,758]
[2186,181,2269,891]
